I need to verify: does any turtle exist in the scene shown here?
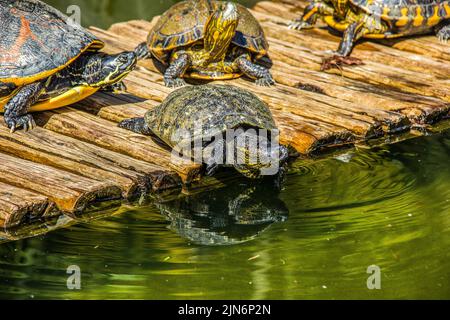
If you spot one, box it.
[135,0,275,87]
[119,84,289,179]
[0,0,138,132]
[288,0,450,69]
[157,181,289,246]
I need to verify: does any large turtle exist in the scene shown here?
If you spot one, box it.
[0,0,137,132]
[289,0,450,68]
[119,84,289,179]
[135,0,274,87]
[157,181,289,246]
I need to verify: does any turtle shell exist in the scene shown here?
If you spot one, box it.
[0,0,104,87]
[144,84,277,149]
[147,0,269,63]
[349,0,448,25]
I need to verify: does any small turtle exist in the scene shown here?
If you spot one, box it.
[289,0,450,69]
[135,0,274,87]
[0,0,137,132]
[119,84,289,179]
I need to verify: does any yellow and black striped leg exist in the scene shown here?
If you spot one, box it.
[436,21,450,43]
[102,81,127,94]
[322,22,367,71]
[236,56,275,86]
[336,21,367,57]
[135,42,151,60]
[4,81,44,133]
[164,52,191,88]
[289,2,335,30]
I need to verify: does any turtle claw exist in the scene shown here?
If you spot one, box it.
[321,55,364,71]
[5,114,36,133]
[288,20,311,31]
[437,29,450,44]
[256,77,275,87]
[165,78,187,88]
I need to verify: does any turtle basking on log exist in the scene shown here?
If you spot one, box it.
[119,84,289,179]
[0,0,137,132]
[289,0,450,70]
[135,0,274,87]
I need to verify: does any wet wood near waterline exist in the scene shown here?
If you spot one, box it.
[0,0,449,228]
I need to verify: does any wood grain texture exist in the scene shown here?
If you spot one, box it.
[0,182,58,228]
[0,152,122,213]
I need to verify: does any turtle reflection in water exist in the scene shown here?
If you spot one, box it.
[157,180,289,246]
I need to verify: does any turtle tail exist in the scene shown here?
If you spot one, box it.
[118,117,152,135]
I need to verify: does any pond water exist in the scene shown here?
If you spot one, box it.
[1,128,449,299]
[0,0,449,300]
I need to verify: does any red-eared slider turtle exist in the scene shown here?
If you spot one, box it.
[135,0,274,87]
[289,0,450,68]
[119,84,289,179]
[0,0,137,132]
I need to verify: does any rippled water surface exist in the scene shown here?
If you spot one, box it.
[1,128,449,299]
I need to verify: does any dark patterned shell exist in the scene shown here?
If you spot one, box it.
[144,84,277,148]
[148,0,268,63]
[350,0,449,24]
[0,0,103,86]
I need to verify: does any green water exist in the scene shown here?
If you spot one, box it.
[1,128,449,299]
[0,0,449,300]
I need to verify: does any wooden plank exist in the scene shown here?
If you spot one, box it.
[89,19,450,137]
[0,182,59,228]
[34,108,202,184]
[0,119,180,197]
[0,152,122,213]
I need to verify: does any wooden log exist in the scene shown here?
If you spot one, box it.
[80,91,354,154]
[34,108,202,184]
[0,182,58,228]
[0,120,180,197]
[87,12,450,156]
[0,152,122,213]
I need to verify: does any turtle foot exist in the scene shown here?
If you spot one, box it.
[164,78,187,88]
[256,76,275,87]
[321,55,364,71]
[437,28,450,44]
[118,117,149,135]
[135,42,151,60]
[4,114,36,133]
[102,81,127,94]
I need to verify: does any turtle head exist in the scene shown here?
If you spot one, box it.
[85,51,137,87]
[204,2,239,63]
[234,140,289,179]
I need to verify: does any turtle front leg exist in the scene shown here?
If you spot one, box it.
[164,52,191,88]
[102,81,128,94]
[235,56,275,87]
[289,2,335,30]
[118,117,153,135]
[436,21,450,43]
[3,81,45,133]
[321,21,368,71]
[135,42,151,60]
[203,138,226,177]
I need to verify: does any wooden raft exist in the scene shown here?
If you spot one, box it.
[1,0,449,229]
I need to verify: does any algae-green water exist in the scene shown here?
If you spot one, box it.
[1,129,449,299]
[0,0,449,300]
